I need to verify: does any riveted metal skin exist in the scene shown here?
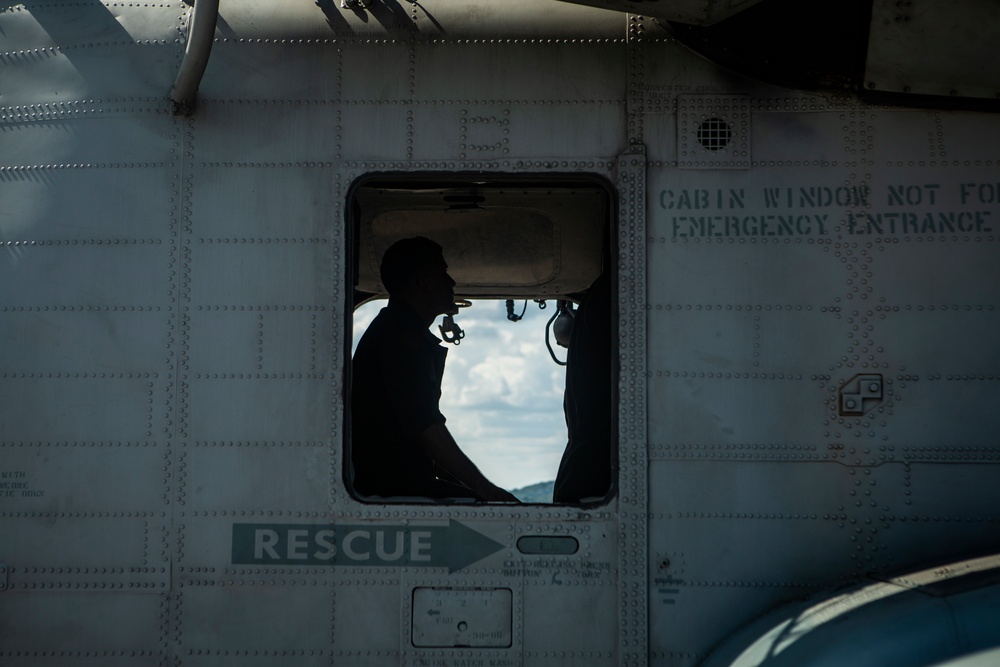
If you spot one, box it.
[3,2,1000,667]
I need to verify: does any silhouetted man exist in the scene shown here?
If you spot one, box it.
[553,271,614,503]
[351,237,518,502]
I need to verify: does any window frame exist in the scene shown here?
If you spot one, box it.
[343,171,619,506]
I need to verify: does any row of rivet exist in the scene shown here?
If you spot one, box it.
[420,38,625,45]
[176,575,609,588]
[525,652,615,658]
[0,511,162,517]
[221,567,360,576]
[647,159,841,167]
[197,237,327,244]
[651,443,818,451]
[184,649,346,656]
[198,161,335,168]
[16,566,164,573]
[0,373,159,379]
[15,581,164,590]
[0,238,162,245]
[2,97,162,110]
[651,303,816,311]
[192,305,325,311]
[174,509,600,521]
[190,373,327,379]
[650,451,843,461]
[0,441,160,446]
[194,98,623,106]
[885,160,997,167]
[650,579,832,589]
[327,177,346,507]
[0,652,157,658]
[616,152,648,658]
[189,441,324,447]
[904,446,1000,453]
[650,371,805,380]
[645,102,847,114]
[1,40,174,56]
[344,159,614,170]
[0,109,162,120]
[0,163,164,170]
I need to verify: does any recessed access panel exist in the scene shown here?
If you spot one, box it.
[411,588,513,648]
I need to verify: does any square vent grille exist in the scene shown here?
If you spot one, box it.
[677,95,751,169]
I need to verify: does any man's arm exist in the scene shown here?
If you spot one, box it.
[417,422,520,502]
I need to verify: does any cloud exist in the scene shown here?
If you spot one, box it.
[353,299,568,490]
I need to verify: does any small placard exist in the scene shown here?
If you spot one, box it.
[411,588,512,648]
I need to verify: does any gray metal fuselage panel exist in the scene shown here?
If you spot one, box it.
[1,1,1000,666]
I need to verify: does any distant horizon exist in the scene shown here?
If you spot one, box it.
[511,479,555,493]
[510,479,555,504]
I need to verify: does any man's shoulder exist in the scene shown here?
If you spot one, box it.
[359,304,429,353]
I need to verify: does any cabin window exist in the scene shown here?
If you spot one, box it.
[345,174,616,504]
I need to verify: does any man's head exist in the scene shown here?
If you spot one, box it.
[380,236,456,323]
